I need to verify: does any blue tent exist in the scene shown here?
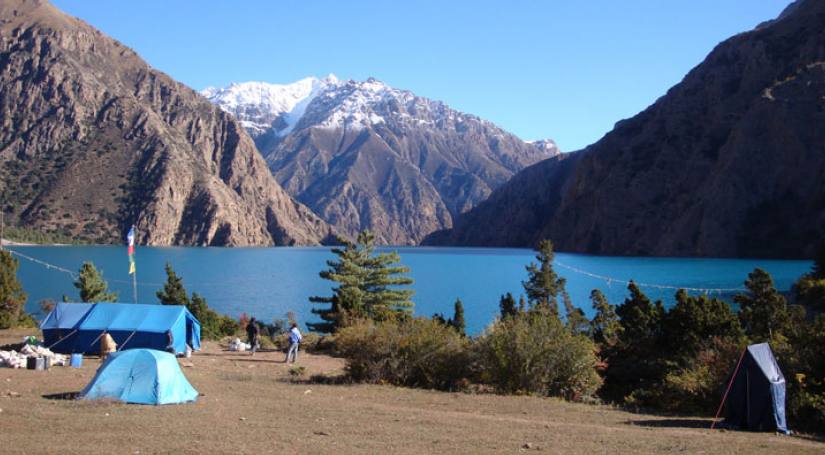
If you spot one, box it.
[81,349,198,405]
[40,302,93,353]
[724,343,789,433]
[41,302,201,355]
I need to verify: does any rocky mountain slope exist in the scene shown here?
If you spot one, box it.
[0,0,333,246]
[205,77,557,244]
[427,0,825,258]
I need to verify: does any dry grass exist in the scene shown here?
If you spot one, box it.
[0,329,821,454]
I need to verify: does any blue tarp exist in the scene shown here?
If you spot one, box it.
[40,302,201,355]
[81,349,198,405]
[724,343,789,433]
[40,302,93,352]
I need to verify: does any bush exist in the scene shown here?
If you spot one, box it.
[334,317,471,390]
[477,306,601,400]
[271,331,328,354]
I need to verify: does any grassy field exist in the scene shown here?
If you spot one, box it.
[0,328,821,454]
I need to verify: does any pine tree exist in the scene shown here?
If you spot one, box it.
[451,298,466,336]
[602,281,666,402]
[734,268,790,342]
[518,295,527,313]
[499,292,517,319]
[309,230,414,333]
[616,281,664,341]
[157,262,190,306]
[0,250,27,329]
[794,243,825,314]
[664,289,744,359]
[590,289,622,347]
[563,290,590,336]
[73,261,117,302]
[522,239,566,318]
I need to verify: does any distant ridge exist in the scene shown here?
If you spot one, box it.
[0,0,333,246]
[205,77,558,244]
[426,0,825,258]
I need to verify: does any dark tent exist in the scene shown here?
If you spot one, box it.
[41,302,201,355]
[723,343,789,434]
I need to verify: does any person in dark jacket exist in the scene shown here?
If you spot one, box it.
[246,317,260,355]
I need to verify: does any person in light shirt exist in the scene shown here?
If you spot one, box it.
[285,322,302,363]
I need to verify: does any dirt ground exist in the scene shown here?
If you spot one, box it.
[0,329,821,455]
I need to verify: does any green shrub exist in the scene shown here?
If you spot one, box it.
[477,306,601,400]
[334,317,471,390]
[271,331,327,353]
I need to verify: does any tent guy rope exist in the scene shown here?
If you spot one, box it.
[553,260,746,293]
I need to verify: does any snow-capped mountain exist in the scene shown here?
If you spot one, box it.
[201,74,339,138]
[203,76,558,244]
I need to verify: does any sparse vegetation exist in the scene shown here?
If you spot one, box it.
[0,250,35,329]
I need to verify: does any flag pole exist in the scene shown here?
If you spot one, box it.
[132,261,138,304]
[132,226,138,304]
[127,224,138,304]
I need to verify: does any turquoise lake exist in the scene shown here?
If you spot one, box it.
[6,246,812,335]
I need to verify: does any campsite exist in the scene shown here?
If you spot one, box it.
[0,328,821,454]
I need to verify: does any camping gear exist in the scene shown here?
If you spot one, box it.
[70,353,83,368]
[716,343,789,434]
[26,357,45,370]
[80,349,198,405]
[228,338,250,352]
[40,302,201,355]
[0,351,26,369]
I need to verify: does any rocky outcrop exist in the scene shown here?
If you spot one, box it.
[206,78,557,244]
[427,0,825,258]
[0,0,333,246]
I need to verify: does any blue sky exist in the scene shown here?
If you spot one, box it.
[53,0,792,152]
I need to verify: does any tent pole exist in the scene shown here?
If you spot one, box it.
[711,347,747,429]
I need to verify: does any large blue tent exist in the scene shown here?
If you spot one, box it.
[81,349,198,405]
[724,343,789,434]
[41,302,201,355]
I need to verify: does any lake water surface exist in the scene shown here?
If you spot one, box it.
[7,246,812,335]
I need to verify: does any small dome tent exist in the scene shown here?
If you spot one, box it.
[81,349,198,405]
[723,343,789,434]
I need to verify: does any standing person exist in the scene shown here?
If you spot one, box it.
[285,322,302,363]
[246,317,260,355]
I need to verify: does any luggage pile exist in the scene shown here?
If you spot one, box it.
[0,343,68,369]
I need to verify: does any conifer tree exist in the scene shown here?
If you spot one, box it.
[602,281,665,401]
[563,290,590,336]
[794,244,825,314]
[155,264,237,339]
[73,261,117,302]
[499,292,517,319]
[157,262,190,306]
[590,289,621,347]
[664,289,744,358]
[522,239,566,318]
[734,268,791,342]
[309,230,414,333]
[616,281,664,341]
[0,250,27,329]
[451,298,466,336]
[518,295,527,313]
